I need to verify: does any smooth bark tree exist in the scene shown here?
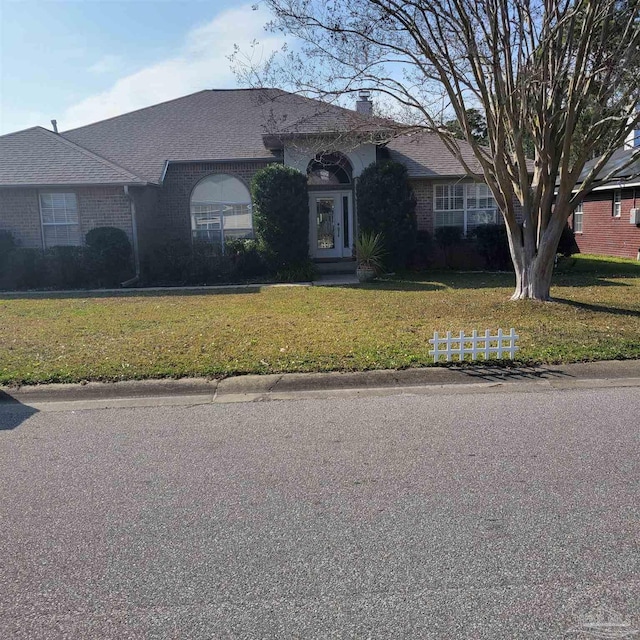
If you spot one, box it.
[235,0,640,300]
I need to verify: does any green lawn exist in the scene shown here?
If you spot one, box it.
[1,254,640,385]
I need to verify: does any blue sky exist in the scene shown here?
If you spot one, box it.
[0,0,285,134]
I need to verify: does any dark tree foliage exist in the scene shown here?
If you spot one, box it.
[356,161,417,269]
[85,226,133,286]
[251,164,309,269]
[444,109,488,144]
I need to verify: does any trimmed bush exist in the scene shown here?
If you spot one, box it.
[434,226,463,268]
[409,230,435,270]
[143,238,269,286]
[0,248,46,290]
[44,246,90,289]
[0,230,17,274]
[356,161,417,269]
[472,224,512,271]
[225,239,266,279]
[251,165,309,270]
[85,226,133,286]
[557,223,580,257]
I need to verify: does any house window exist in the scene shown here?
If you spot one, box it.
[573,202,583,234]
[190,174,252,250]
[307,153,352,186]
[613,190,622,218]
[39,193,81,248]
[434,183,499,234]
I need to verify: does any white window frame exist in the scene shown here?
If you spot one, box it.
[39,192,81,248]
[433,183,500,235]
[190,175,253,252]
[573,202,583,234]
[613,189,622,218]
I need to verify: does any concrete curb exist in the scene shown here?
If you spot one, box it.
[2,360,640,411]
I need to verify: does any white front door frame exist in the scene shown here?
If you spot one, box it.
[309,190,353,259]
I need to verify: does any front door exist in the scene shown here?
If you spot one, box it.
[309,191,353,259]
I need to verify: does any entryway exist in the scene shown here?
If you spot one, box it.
[309,191,353,260]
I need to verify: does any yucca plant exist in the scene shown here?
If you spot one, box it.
[356,231,386,281]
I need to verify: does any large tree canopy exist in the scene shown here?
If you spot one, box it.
[237,0,640,300]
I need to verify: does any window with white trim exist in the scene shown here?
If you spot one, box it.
[39,193,81,247]
[434,183,500,234]
[190,174,252,250]
[613,189,622,218]
[573,202,583,234]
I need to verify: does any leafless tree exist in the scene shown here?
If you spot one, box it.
[235,0,640,300]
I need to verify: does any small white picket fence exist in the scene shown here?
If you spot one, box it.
[429,328,519,362]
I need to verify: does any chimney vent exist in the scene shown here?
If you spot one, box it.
[356,91,372,116]
[51,119,58,134]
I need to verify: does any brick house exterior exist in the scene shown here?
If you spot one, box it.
[0,88,533,276]
[572,187,640,259]
[568,140,640,260]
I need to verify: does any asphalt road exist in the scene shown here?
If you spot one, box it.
[1,386,638,639]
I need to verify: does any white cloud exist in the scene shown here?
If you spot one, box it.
[88,54,124,74]
[60,4,284,131]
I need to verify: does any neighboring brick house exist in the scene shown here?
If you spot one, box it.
[571,146,640,260]
[0,88,501,273]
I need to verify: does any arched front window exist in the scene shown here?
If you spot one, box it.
[190,174,253,247]
[307,152,352,186]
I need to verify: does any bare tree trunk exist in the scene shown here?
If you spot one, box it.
[511,255,555,300]
[509,224,563,301]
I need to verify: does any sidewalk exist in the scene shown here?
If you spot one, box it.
[2,360,640,411]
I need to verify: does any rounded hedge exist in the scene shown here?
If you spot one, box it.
[85,226,133,286]
[251,164,309,269]
[356,161,417,269]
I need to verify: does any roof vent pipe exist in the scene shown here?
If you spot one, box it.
[51,119,58,134]
[355,91,372,116]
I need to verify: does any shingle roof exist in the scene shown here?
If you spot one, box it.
[2,89,496,187]
[580,146,640,185]
[63,89,389,184]
[385,131,486,178]
[0,126,145,187]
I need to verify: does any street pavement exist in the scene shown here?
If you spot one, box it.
[1,385,638,638]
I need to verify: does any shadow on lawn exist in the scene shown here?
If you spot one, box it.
[553,297,640,318]
[375,272,636,291]
[0,285,267,301]
[0,391,39,430]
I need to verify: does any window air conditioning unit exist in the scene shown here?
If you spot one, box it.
[630,208,640,225]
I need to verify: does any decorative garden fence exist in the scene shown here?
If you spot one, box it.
[429,328,519,362]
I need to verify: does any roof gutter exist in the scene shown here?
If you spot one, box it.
[123,185,140,284]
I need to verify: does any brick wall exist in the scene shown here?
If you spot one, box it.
[0,189,41,247]
[76,187,133,241]
[155,161,276,245]
[574,187,640,259]
[0,185,133,249]
[410,179,433,231]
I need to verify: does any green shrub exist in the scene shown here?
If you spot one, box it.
[0,248,46,290]
[144,238,269,286]
[44,246,90,289]
[85,226,133,286]
[434,226,463,268]
[275,259,316,283]
[557,223,580,257]
[0,230,17,274]
[145,240,194,285]
[409,230,434,270]
[225,238,266,279]
[472,224,512,271]
[356,161,417,269]
[251,165,309,270]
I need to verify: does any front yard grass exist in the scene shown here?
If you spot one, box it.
[1,254,640,385]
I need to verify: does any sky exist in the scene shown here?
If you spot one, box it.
[0,0,286,135]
